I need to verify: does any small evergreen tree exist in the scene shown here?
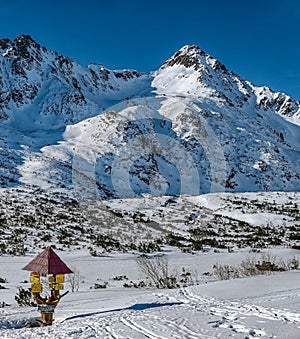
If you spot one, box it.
[15,287,36,307]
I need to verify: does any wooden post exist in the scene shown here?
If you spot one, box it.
[40,311,54,326]
[34,289,69,326]
[23,247,73,327]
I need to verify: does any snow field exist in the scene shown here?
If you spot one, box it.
[0,248,299,338]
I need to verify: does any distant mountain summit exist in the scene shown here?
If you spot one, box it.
[0,34,150,129]
[162,45,209,68]
[0,35,300,196]
[156,44,300,123]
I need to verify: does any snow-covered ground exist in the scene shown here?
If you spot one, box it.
[0,248,299,338]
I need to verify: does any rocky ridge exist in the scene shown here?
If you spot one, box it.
[0,35,299,197]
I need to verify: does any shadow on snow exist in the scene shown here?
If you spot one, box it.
[62,301,184,323]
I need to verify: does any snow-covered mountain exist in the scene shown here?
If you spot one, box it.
[1,35,300,197]
[0,35,151,129]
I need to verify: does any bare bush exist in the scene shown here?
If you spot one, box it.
[260,252,278,265]
[256,252,286,272]
[213,263,240,280]
[137,254,178,289]
[213,252,299,281]
[286,256,299,270]
[67,267,83,293]
[239,257,259,277]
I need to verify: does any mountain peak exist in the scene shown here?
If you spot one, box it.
[161,44,206,69]
[14,34,36,44]
[179,44,205,55]
[13,34,42,52]
[0,34,43,62]
[161,44,227,74]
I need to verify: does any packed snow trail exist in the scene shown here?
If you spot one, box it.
[2,284,299,338]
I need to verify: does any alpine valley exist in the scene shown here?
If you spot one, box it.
[0,35,300,339]
[0,34,299,254]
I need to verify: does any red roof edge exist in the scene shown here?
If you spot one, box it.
[22,246,73,275]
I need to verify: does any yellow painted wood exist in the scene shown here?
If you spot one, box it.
[31,283,42,293]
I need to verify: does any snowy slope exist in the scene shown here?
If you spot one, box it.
[154,45,300,125]
[0,36,300,196]
[0,35,152,130]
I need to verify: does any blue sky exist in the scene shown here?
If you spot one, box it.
[0,0,299,99]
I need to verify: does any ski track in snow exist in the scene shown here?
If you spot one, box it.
[180,288,300,337]
[1,284,300,338]
[120,314,165,339]
[51,288,300,338]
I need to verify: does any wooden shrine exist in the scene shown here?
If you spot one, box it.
[23,246,73,326]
